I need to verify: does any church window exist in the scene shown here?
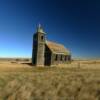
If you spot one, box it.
[41,36,44,40]
[68,55,71,61]
[65,56,67,61]
[60,55,63,61]
[55,54,58,61]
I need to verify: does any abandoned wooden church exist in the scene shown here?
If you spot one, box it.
[32,24,71,66]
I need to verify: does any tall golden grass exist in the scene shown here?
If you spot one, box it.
[0,62,100,100]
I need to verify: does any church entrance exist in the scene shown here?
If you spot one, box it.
[44,53,51,66]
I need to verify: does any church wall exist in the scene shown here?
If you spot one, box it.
[32,34,37,65]
[50,53,71,66]
[32,31,45,66]
[44,45,52,66]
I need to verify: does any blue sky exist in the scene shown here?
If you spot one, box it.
[0,0,100,58]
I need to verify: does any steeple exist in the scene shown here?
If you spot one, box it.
[32,23,46,66]
[36,24,46,34]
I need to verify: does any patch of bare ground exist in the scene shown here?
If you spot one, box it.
[0,60,100,100]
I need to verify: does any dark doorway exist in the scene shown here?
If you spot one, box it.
[44,53,51,66]
[44,45,51,66]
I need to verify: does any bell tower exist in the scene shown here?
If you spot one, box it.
[32,24,46,66]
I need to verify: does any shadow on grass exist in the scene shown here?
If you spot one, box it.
[21,62,33,67]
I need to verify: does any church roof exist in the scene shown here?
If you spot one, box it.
[46,41,70,55]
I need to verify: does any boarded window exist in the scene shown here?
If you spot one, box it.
[65,56,67,61]
[55,54,58,61]
[60,55,63,61]
[68,55,71,61]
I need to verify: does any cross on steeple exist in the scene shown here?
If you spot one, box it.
[36,24,46,34]
[38,23,41,29]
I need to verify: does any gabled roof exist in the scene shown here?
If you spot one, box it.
[46,41,70,55]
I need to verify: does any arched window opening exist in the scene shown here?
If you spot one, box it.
[41,36,44,40]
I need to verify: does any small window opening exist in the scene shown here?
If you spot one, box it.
[41,36,44,40]
[68,56,71,61]
[60,55,63,61]
[55,55,58,61]
[65,56,67,61]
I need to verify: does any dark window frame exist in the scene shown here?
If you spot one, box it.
[65,56,67,61]
[55,54,58,61]
[41,36,44,40]
[60,55,63,61]
[68,55,71,61]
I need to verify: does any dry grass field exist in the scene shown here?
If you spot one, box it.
[0,59,100,100]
